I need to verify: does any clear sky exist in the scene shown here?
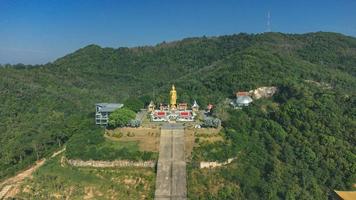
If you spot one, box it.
[1,0,355,64]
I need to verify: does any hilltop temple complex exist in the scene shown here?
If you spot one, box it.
[148,85,199,122]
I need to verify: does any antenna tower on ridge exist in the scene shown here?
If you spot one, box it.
[266,11,271,32]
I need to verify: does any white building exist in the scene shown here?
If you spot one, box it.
[95,103,124,125]
[230,92,253,109]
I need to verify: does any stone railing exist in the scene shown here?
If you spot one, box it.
[66,159,156,168]
[200,158,236,169]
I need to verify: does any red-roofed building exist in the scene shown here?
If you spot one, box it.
[236,91,249,97]
[179,111,191,118]
[155,111,166,117]
[151,110,168,121]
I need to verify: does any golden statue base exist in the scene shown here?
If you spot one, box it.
[170,105,176,111]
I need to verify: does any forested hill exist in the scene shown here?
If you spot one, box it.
[0,32,355,196]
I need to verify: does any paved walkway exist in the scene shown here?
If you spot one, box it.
[155,124,187,200]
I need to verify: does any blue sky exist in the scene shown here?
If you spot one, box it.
[1,0,355,64]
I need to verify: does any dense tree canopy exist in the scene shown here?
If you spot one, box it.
[0,32,355,199]
[191,82,355,199]
[123,97,144,112]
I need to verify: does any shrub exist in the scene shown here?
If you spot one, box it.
[128,119,141,127]
[203,117,221,128]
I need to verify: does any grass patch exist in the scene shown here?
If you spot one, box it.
[100,139,140,151]
[15,156,156,199]
[187,164,241,200]
[105,128,160,152]
[66,130,157,161]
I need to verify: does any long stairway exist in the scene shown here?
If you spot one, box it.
[154,124,187,200]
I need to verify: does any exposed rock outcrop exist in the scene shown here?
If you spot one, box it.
[249,86,277,99]
[200,158,236,169]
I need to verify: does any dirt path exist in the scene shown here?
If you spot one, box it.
[0,147,65,199]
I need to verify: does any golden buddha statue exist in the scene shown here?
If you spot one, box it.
[170,84,177,109]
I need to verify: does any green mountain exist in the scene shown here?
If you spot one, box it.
[0,32,355,199]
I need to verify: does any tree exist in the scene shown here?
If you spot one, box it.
[124,97,144,112]
[139,95,152,106]
[108,108,136,128]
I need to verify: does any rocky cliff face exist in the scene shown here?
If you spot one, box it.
[199,158,236,169]
[249,87,278,99]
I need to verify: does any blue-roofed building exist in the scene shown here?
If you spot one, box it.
[95,103,124,125]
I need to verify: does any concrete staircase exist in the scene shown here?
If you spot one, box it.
[155,124,187,200]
